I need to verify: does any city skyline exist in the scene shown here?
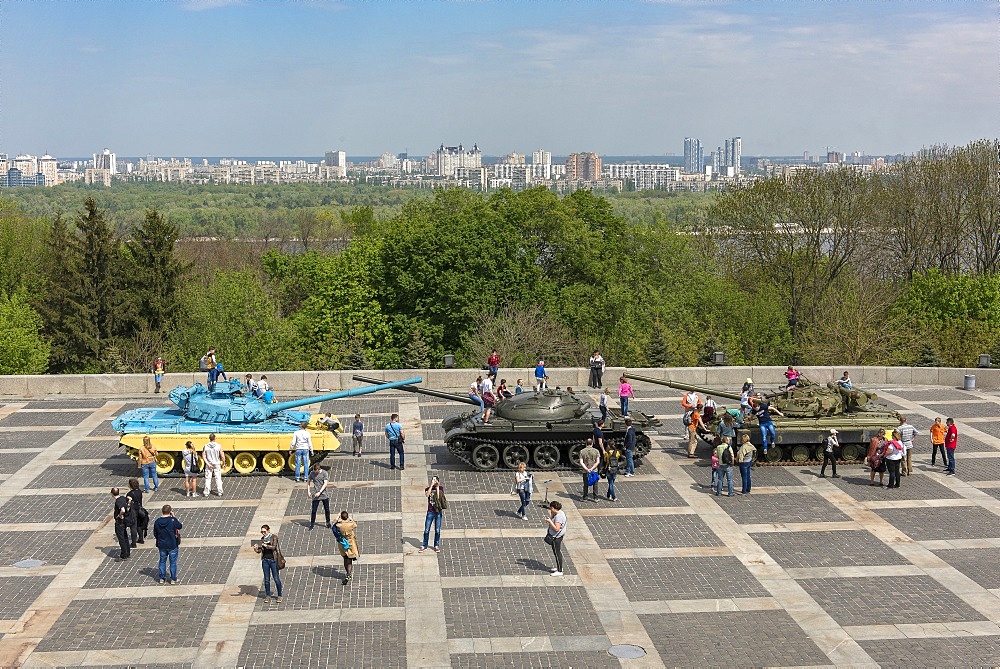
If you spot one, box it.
[2,0,995,156]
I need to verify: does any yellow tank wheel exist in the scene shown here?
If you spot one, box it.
[287,452,297,472]
[233,452,258,475]
[220,453,234,475]
[155,452,176,475]
[261,452,286,474]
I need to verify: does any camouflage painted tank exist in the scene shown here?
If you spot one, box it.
[355,375,660,471]
[626,373,901,464]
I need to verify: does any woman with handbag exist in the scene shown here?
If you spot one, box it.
[334,510,359,585]
[514,462,532,519]
[544,500,566,577]
[137,436,159,493]
[254,524,283,604]
[182,441,199,497]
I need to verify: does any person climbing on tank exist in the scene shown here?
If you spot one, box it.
[750,394,785,457]
[784,366,801,391]
[836,371,853,390]
[702,395,717,422]
[152,356,165,393]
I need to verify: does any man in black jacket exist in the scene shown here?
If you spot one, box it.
[111,488,131,560]
[153,504,183,585]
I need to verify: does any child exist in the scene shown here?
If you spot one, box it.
[710,450,720,489]
[599,388,610,423]
[352,413,364,457]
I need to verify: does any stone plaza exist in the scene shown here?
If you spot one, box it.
[0,381,999,667]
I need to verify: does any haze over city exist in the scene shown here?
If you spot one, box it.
[1,0,996,157]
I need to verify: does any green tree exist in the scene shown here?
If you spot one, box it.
[0,197,47,296]
[122,208,188,332]
[36,214,91,372]
[73,197,123,363]
[0,291,50,374]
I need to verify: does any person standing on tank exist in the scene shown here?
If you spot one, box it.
[819,429,840,479]
[481,373,497,423]
[534,360,547,390]
[385,413,405,471]
[618,376,635,416]
[152,356,165,394]
[468,376,485,415]
[290,421,313,483]
[751,395,784,458]
[202,347,218,392]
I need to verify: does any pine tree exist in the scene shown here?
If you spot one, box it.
[402,328,432,369]
[35,215,89,371]
[124,208,188,332]
[73,197,121,363]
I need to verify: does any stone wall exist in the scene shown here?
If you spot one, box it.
[0,366,993,397]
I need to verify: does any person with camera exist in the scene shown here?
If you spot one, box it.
[385,413,405,471]
[544,500,567,577]
[334,510,359,585]
[253,524,283,603]
[152,504,182,585]
[420,476,446,553]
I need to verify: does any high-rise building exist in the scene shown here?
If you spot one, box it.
[325,150,346,168]
[38,154,58,185]
[565,152,601,181]
[531,149,551,166]
[723,137,742,175]
[435,143,482,177]
[93,148,116,174]
[683,138,703,174]
[14,154,38,176]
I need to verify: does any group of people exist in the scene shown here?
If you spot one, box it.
[467,374,523,421]
[866,415,958,487]
[577,416,637,502]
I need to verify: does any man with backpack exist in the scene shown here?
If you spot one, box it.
[714,437,735,497]
[604,446,625,502]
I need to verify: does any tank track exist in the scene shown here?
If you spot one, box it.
[692,433,867,467]
[130,449,333,477]
[445,434,653,472]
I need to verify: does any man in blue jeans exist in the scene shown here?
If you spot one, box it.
[420,476,444,552]
[623,417,636,476]
[385,414,405,471]
[289,422,313,482]
[751,396,784,457]
[153,504,182,584]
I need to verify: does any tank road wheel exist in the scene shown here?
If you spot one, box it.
[233,452,257,474]
[220,453,234,475]
[568,443,585,467]
[636,435,652,458]
[261,452,286,474]
[765,447,784,463]
[814,445,828,462]
[470,443,500,471]
[790,445,811,463]
[532,444,560,470]
[841,444,861,462]
[155,452,176,475]
[502,444,529,470]
[286,453,297,472]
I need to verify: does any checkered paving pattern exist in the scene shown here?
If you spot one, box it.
[859,634,1000,667]
[59,439,121,460]
[444,587,600,638]
[84,546,240,588]
[428,470,518,495]
[0,411,94,427]
[420,404,470,420]
[931,548,1000,589]
[949,457,1000,482]
[26,460,138,488]
[584,514,724,549]
[0,430,68,449]
[750,530,910,568]
[443,500,537,529]
[0,450,37,474]
[451,652,621,668]
[286,484,400,516]
[35,596,216,651]
[238,621,405,669]
[799,575,988,626]
[324,455,402,482]
[169,505,258,539]
[87,420,122,437]
[252,563,401,610]
[24,400,108,410]
[681,461,808,487]
[718,492,852,525]
[320,398,399,417]
[640,610,830,666]
[438,537,576,577]
[829,472,962,501]
[890,389,977,402]
[428,445,465,466]
[878,506,1000,541]
[0,530,93,566]
[0,493,113,524]
[928,402,1000,418]
[957,420,1000,440]
[610,556,770,601]
[0,575,54,619]
[162,475,270,500]
[564,479,688,508]
[279,519,401,556]
[422,423,448,442]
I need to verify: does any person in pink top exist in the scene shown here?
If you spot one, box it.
[618,376,635,415]
[784,366,801,391]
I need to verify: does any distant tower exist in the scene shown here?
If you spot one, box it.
[93,148,116,174]
[325,150,346,169]
[683,138,703,174]
[724,137,742,175]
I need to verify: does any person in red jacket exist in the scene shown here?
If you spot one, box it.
[487,350,500,380]
[944,417,958,475]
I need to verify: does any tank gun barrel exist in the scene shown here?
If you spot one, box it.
[623,374,744,402]
[352,375,481,406]
[265,377,424,416]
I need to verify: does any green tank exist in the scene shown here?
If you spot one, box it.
[352,376,661,472]
[625,374,901,464]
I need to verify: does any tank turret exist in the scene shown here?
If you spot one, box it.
[113,377,422,476]
[624,375,744,402]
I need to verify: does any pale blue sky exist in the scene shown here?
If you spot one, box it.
[1,0,995,157]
